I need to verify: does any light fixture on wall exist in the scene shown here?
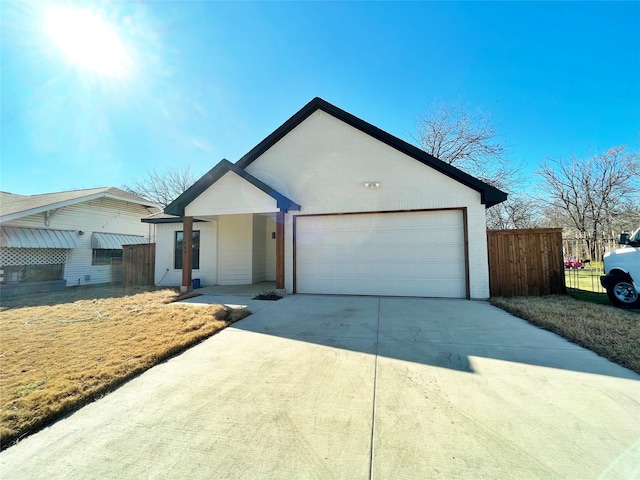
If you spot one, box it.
[363,181,381,189]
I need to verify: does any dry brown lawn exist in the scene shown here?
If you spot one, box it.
[490,295,640,374]
[0,286,250,449]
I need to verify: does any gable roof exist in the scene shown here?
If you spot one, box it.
[236,97,507,207]
[164,98,507,216]
[0,187,160,223]
[164,159,301,217]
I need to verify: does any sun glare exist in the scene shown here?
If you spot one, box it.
[45,6,132,78]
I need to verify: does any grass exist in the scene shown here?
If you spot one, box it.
[564,262,606,293]
[490,294,640,375]
[566,288,613,306]
[0,286,250,450]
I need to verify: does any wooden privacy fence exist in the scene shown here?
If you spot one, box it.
[122,243,155,287]
[487,228,565,297]
[111,257,123,284]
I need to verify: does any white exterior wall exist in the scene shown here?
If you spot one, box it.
[466,204,489,299]
[218,215,253,285]
[245,110,490,299]
[3,198,154,287]
[153,214,275,287]
[185,171,278,216]
[154,221,217,287]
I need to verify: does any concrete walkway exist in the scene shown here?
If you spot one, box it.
[2,296,639,479]
[172,281,279,314]
[192,281,277,296]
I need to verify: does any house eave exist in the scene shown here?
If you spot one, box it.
[142,216,208,224]
[164,159,301,217]
[235,97,508,206]
[1,192,160,223]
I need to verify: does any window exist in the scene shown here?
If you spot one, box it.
[174,230,200,269]
[1,264,64,284]
[92,249,123,266]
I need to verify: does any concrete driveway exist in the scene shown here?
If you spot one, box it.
[2,295,639,479]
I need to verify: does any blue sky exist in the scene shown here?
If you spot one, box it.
[2,1,639,196]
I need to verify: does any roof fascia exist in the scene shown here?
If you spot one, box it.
[101,193,160,209]
[235,97,507,207]
[164,159,300,217]
[224,161,301,212]
[141,217,207,224]
[164,160,237,216]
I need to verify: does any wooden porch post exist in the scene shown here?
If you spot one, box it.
[275,211,285,289]
[181,216,193,293]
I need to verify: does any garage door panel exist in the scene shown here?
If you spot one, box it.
[295,210,466,298]
[434,247,465,262]
[412,245,438,258]
[377,231,402,245]
[317,263,337,277]
[373,261,405,276]
[376,247,416,263]
[316,246,336,258]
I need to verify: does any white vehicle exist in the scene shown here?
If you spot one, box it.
[600,227,640,308]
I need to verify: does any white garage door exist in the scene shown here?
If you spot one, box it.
[295,210,466,297]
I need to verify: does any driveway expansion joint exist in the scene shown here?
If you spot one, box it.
[368,297,381,480]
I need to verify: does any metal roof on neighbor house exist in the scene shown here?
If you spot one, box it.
[91,232,147,249]
[0,226,81,249]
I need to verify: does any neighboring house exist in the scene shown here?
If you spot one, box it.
[145,98,507,299]
[1,188,160,295]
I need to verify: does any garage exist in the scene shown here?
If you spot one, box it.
[163,98,506,298]
[295,210,467,297]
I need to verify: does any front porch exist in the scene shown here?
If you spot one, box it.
[158,159,300,293]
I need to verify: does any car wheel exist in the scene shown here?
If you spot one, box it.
[607,280,640,309]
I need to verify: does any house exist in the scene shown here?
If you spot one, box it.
[1,187,160,296]
[144,98,507,299]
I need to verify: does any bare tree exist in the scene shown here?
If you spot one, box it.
[538,146,640,257]
[123,165,198,207]
[414,102,510,183]
[486,197,540,230]
[414,101,539,228]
